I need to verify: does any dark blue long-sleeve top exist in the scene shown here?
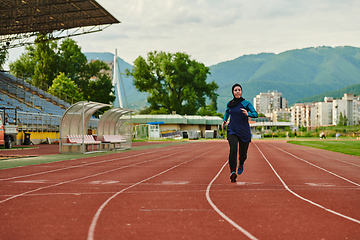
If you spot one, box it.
[223,99,258,142]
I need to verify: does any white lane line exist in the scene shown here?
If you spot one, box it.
[254,142,360,225]
[139,209,213,212]
[0,144,195,181]
[161,181,189,185]
[5,185,358,198]
[267,143,360,187]
[305,183,336,187]
[0,148,192,204]
[13,180,47,183]
[303,149,360,168]
[87,147,219,240]
[89,180,120,185]
[205,161,258,240]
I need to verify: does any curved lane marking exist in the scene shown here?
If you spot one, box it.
[254,142,360,225]
[205,161,258,240]
[303,149,360,168]
[87,146,220,240]
[0,148,193,204]
[267,143,360,187]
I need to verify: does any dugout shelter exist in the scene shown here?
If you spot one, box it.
[97,107,133,150]
[59,101,133,154]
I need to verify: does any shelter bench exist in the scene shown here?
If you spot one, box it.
[63,135,102,152]
[99,135,126,150]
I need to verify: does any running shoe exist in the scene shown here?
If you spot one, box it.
[230,172,237,183]
[237,164,244,175]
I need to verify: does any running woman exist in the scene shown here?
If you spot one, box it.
[222,83,258,183]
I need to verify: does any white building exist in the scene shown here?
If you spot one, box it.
[290,103,314,128]
[312,98,333,127]
[333,94,359,126]
[270,108,291,122]
[292,94,359,128]
[253,91,288,114]
[258,91,359,128]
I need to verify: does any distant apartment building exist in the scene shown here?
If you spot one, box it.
[253,91,288,114]
[270,108,291,122]
[312,97,333,127]
[290,103,314,128]
[333,93,359,126]
[291,94,359,128]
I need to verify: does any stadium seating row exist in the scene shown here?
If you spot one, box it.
[0,72,70,108]
[0,72,68,116]
[0,72,100,132]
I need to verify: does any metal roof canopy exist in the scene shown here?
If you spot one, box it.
[132,114,187,124]
[97,107,133,136]
[60,101,110,153]
[132,114,223,125]
[203,116,223,125]
[183,115,206,125]
[0,0,120,49]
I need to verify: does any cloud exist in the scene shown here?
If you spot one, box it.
[5,0,360,68]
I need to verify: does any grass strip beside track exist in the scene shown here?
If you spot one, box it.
[288,139,360,156]
[0,141,190,170]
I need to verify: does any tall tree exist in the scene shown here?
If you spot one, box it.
[9,45,36,80]
[58,38,87,83]
[85,74,115,105]
[127,51,218,115]
[48,72,83,103]
[81,60,110,97]
[9,34,58,87]
[197,105,223,118]
[210,95,218,111]
[9,36,114,105]
[32,34,59,87]
[338,112,344,126]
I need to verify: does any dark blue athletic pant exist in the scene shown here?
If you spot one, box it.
[227,134,250,173]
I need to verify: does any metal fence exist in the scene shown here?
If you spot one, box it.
[133,124,149,139]
[0,110,99,132]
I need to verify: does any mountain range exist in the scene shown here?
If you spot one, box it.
[85,46,360,114]
[296,83,360,103]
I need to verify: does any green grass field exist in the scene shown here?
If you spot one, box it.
[288,139,360,156]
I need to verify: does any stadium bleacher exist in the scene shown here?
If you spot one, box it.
[0,72,74,131]
[0,72,99,133]
[0,72,69,114]
[1,0,118,145]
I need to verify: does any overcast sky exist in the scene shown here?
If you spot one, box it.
[5,0,360,68]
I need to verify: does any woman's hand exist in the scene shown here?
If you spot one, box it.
[241,108,248,116]
[222,121,227,129]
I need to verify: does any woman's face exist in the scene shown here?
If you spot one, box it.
[233,86,242,98]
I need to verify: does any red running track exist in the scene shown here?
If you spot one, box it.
[0,140,359,240]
